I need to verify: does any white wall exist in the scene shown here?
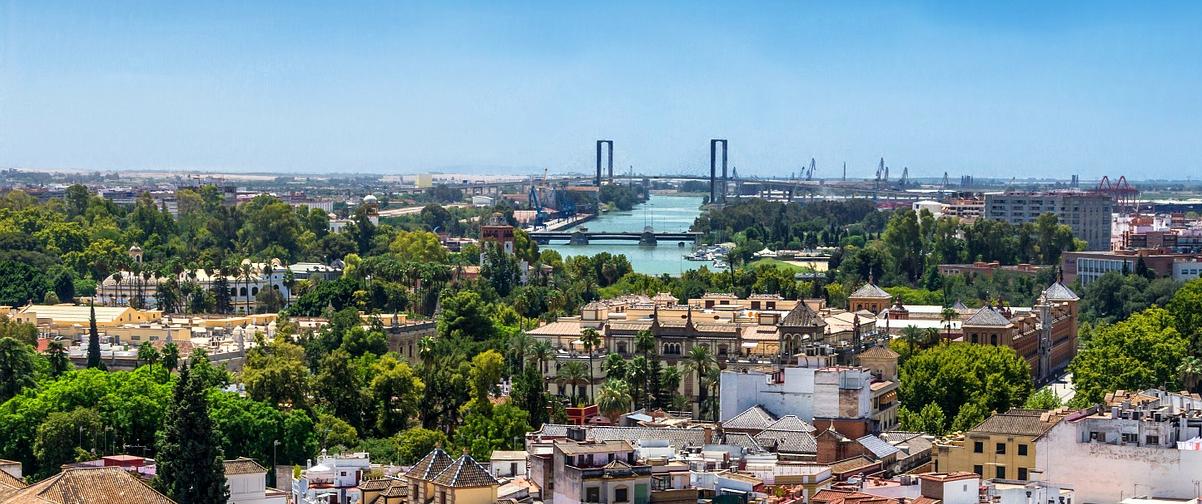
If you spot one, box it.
[719,368,816,422]
[1038,421,1202,503]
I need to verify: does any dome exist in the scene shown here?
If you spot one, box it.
[363,194,378,204]
[128,244,142,253]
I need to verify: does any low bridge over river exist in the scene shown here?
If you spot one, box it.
[529,229,702,246]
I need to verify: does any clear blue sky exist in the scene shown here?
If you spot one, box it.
[2,1,1200,179]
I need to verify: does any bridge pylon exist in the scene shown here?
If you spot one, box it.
[595,140,613,186]
[710,139,728,204]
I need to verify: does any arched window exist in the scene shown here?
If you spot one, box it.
[971,333,979,344]
[239,287,247,297]
[990,334,998,346]
[251,287,259,296]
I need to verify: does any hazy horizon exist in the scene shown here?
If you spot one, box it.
[2,1,1200,179]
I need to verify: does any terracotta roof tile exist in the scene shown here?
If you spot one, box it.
[432,455,498,488]
[223,457,266,475]
[2,466,174,504]
[405,448,454,481]
[972,409,1062,438]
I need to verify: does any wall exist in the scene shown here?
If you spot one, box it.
[719,368,816,422]
[1038,421,1202,503]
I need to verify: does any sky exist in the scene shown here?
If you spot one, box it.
[1,1,1200,180]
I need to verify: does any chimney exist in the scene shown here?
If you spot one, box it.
[567,426,587,442]
[703,425,714,445]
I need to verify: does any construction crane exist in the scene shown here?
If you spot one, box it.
[899,166,909,188]
[805,158,816,181]
[940,172,949,198]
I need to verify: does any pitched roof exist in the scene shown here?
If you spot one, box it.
[406,448,454,481]
[812,488,900,504]
[753,429,817,454]
[780,302,825,328]
[764,415,816,433]
[720,432,763,453]
[0,467,174,504]
[829,455,879,475]
[856,435,900,459]
[961,307,1013,327]
[534,424,706,451]
[971,409,1063,438]
[722,406,777,431]
[223,457,267,475]
[432,454,499,488]
[849,283,891,299]
[0,470,26,500]
[878,431,933,459]
[857,346,899,360]
[1042,282,1079,301]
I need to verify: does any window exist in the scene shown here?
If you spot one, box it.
[586,487,601,503]
[990,334,998,346]
[1018,468,1028,481]
[995,466,1006,479]
[1146,435,1160,446]
[615,487,629,503]
[617,342,627,354]
[973,441,983,453]
[440,490,447,504]
[1090,431,1105,442]
[1017,444,1028,456]
[1122,433,1137,444]
[973,465,983,476]
[995,442,1006,454]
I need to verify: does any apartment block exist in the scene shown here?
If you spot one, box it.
[984,191,1113,250]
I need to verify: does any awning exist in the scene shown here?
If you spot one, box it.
[741,342,759,349]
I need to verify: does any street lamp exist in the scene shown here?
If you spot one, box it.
[272,440,281,488]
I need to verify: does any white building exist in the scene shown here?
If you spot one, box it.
[718,356,874,425]
[489,450,527,478]
[225,458,287,504]
[97,258,308,313]
[1037,390,1202,503]
[291,450,372,504]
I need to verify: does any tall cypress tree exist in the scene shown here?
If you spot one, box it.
[156,364,230,504]
[86,301,102,369]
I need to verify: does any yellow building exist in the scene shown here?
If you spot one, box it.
[13,304,161,331]
[933,408,1065,482]
[429,454,499,504]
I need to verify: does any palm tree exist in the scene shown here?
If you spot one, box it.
[557,361,590,406]
[627,356,649,409]
[700,367,721,420]
[602,354,627,382]
[940,306,959,341]
[634,330,656,410]
[899,326,923,360]
[508,332,535,372]
[596,379,633,421]
[418,336,436,368]
[1179,356,1202,393]
[580,328,602,404]
[923,327,941,349]
[531,340,554,375]
[685,345,716,420]
[658,364,683,410]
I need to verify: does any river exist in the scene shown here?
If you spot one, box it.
[544,194,706,276]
